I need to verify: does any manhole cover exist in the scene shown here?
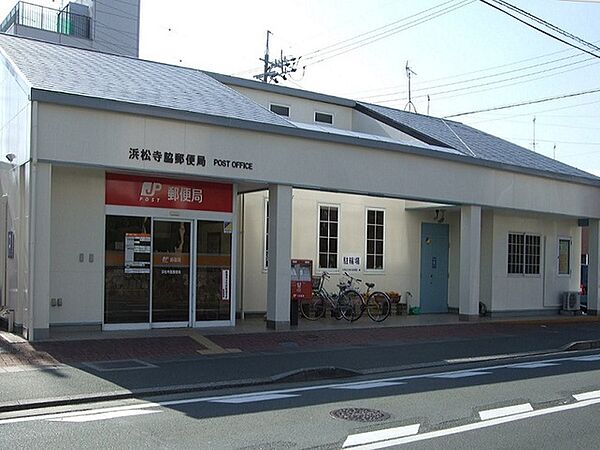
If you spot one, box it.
[330,407,390,422]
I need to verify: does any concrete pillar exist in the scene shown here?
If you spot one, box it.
[30,163,51,340]
[459,205,481,320]
[588,219,600,315]
[266,184,292,330]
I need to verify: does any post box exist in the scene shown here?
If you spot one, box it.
[291,259,312,326]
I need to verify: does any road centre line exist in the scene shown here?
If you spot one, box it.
[2,352,599,426]
[430,371,492,379]
[478,403,533,420]
[208,393,300,404]
[333,381,406,390]
[343,424,420,448]
[48,409,161,423]
[344,397,600,449]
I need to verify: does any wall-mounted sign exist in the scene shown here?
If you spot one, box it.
[342,255,361,272]
[124,233,151,274]
[106,173,233,212]
[127,147,253,172]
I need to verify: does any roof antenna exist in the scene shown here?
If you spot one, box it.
[404,61,417,113]
[427,94,430,116]
[553,143,557,160]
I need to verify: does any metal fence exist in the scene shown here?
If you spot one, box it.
[0,1,90,39]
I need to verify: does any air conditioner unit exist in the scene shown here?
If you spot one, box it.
[562,291,580,311]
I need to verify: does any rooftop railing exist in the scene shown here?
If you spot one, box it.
[0,1,90,39]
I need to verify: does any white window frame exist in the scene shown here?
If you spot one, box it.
[269,103,291,117]
[507,232,541,277]
[314,110,334,126]
[316,203,340,272]
[364,207,385,272]
[263,198,269,271]
[557,236,572,277]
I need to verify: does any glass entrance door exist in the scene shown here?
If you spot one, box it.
[152,220,191,324]
[196,220,232,322]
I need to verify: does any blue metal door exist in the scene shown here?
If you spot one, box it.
[419,223,449,313]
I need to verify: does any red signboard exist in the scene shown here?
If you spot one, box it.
[106,173,233,212]
[291,259,313,300]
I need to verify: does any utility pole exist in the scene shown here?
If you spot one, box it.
[553,143,557,160]
[404,61,417,113]
[262,30,272,83]
[427,95,430,115]
[254,30,300,84]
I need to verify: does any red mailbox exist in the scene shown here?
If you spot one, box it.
[291,259,313,300]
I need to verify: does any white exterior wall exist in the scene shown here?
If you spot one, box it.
[232,87,353,130]
[240,190,462,314]
[0,58,30,331]
[91,0,140,57]
[49,166,104,326]
[490,211,580,312]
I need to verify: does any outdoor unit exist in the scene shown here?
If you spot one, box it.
[561,291,580,311]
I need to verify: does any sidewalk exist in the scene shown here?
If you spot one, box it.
[1,316,600,411]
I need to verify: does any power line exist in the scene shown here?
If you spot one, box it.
[301,0,475,68]
[479,0,600,60]
[444,87,600,118]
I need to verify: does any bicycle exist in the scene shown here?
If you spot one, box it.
[342,272,392,322]
[299,272,360,321]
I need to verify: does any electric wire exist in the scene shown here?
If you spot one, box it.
[444,87,600,118]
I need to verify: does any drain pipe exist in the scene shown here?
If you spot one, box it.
[239,193,245,320]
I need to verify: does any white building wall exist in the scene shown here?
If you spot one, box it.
[240,189,462,314]
[232,87,353,130]
[490,211,580,312]
[49,166,104,325]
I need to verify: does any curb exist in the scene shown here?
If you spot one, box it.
[2,339,600,414]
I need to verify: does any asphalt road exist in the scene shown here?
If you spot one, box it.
[2,350,600,449]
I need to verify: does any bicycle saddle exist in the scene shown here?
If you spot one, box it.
[365,282,375,288]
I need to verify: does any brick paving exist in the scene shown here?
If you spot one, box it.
[1,319,599,370]
[0,336,206,369]
[207,322,532,352]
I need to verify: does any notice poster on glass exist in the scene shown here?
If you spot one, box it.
[222,269,230,301]
[124,233,151,274]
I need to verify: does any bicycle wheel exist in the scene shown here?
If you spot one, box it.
[300,295,325,320]
[366,291,391,322]
[340,289,363,322]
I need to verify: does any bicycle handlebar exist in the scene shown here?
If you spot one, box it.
[344,271,362,283]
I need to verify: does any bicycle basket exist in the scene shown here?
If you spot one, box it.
[312,276,323,292]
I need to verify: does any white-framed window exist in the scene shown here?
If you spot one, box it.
[558,237,571,276]
[314,111,334,125]
[365,208,384,271]
[263,198,269,270]
[508,232,540,275]
[269,103,290,117]
[318,204,339,270]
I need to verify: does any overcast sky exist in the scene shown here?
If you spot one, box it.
[1,0,599,176]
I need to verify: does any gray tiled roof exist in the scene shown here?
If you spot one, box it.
[0,34,292,127]
[359,102,598,181]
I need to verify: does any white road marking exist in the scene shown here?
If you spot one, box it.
[570,355,600,362]
[345,397,600,449]
[333,381,406,390]
[508,362,559,369]
[2,352,600,426]
[343,424,420,448]
[48,409,161,423]
[573,390,600,401]
[207,393,300,404]
[478,403,533,420]
[430,371,491,379]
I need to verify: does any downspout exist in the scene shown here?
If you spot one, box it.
[239,193,245,320]
[27,100,38,340]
